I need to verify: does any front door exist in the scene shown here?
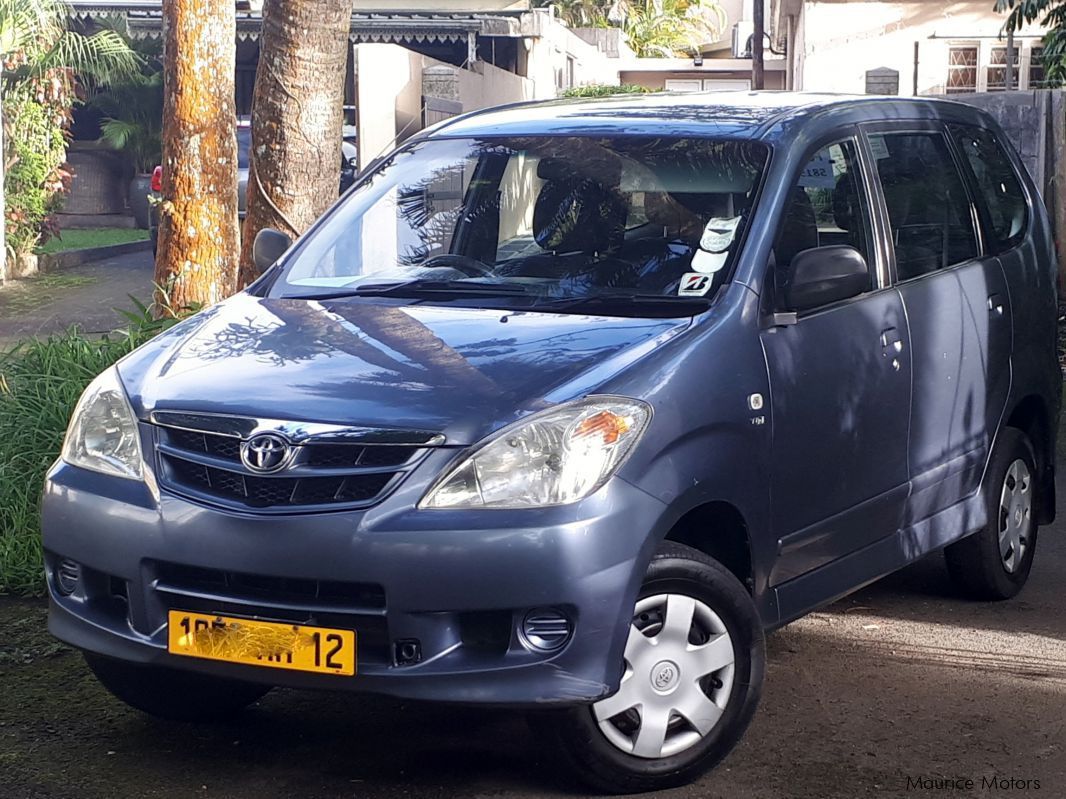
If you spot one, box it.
[760,137,912,586]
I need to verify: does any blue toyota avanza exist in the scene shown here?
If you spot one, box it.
[43,93,1060,793]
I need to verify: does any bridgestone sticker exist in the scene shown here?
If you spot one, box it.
[678,272,713,297]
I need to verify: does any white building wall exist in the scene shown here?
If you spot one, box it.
[521,9,621,97]
[354,44,534,169]
[453,59,536,109]
[795,1,1047,95]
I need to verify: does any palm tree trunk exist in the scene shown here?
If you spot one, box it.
[237,0,352,288]
[155,0,239,312]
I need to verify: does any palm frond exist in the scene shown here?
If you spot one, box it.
[37,29,141,85]
[98,116,138,149]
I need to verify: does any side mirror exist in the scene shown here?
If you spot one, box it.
[783,245,869,313]
[252,227,292,275]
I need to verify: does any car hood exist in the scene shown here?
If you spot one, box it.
[118,294,693,445]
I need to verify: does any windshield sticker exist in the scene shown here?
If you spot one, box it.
[691,249,728,274]
[678,272,714,297]
[699,216,741,253]
[868,135,890,160]
[799,153,836,189]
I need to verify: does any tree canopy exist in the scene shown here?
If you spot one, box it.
[541,0,726,58]
[0,0,139,258]
[995,0,1066,85]
[0,0,139,95]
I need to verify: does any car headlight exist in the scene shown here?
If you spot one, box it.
[61,365,144,481]
[420,396,651,509]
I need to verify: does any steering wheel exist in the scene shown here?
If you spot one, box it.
[422,254,494,278]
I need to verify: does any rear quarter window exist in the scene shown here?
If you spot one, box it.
[949,124,1029,254]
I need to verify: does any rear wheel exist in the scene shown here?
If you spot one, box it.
[85,653,271,721]
[532,542,764,794]
[945,427,1039,600]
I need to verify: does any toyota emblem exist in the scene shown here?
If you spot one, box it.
[240,433,293,474]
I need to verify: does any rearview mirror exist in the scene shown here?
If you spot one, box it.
[252,227,292,275]
[783,245,869,313]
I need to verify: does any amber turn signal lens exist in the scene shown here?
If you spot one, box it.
[573,410,632,445]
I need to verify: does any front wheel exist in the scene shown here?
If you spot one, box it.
[532,542,764,794]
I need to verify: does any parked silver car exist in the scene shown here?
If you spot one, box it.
[149,121,358,252]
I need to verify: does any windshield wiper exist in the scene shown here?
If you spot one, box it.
[529,293,713,315]
[292,279,532,301]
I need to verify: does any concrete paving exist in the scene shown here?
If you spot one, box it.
[0,251,155,350]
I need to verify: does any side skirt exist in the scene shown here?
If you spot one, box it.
[768,490,987,630]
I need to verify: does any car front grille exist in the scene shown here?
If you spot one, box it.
[152,413,441,513]
[153,562,387,612]
[150,561,391,665]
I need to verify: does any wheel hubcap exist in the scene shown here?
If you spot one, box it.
[592,594,736,759]
[998,458,1033,574]
[650,660,680,694]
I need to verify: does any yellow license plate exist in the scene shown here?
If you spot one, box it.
[167,611,356,676]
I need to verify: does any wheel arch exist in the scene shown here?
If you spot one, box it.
[662,501,754,594]
[1004,394,1056,524]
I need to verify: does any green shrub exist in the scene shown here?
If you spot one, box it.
[3,94,68,256]
[562,83,653,98]
[0,298,194,595]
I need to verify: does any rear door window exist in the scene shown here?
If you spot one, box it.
[867,132,980,280]
[949,124,1028,253]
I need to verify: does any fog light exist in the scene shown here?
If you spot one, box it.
[394,638,422,666]
[56,559,81,596]
[520,608,572,653]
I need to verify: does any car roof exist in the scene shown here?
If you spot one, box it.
[425,91,993,142]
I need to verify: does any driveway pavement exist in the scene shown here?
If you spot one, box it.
[0,251,155,350]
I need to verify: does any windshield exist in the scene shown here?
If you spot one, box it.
[270,136,769,313]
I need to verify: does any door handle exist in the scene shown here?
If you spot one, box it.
[881,328,904,371]
[880,328,904,352]
[988,294,1005,316]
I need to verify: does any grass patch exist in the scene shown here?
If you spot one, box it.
[35,228,147,255]
[0,332,143,594]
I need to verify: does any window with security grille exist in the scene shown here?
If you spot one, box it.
[987,46,1021,91]
[1030,46,1047,88]
[947,46,979,93]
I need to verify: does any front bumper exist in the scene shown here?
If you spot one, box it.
[42,455,666,706]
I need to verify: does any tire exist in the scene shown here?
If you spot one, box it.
[84,653,271,721]
[531,541,765,794]
[945,427,1039,600]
